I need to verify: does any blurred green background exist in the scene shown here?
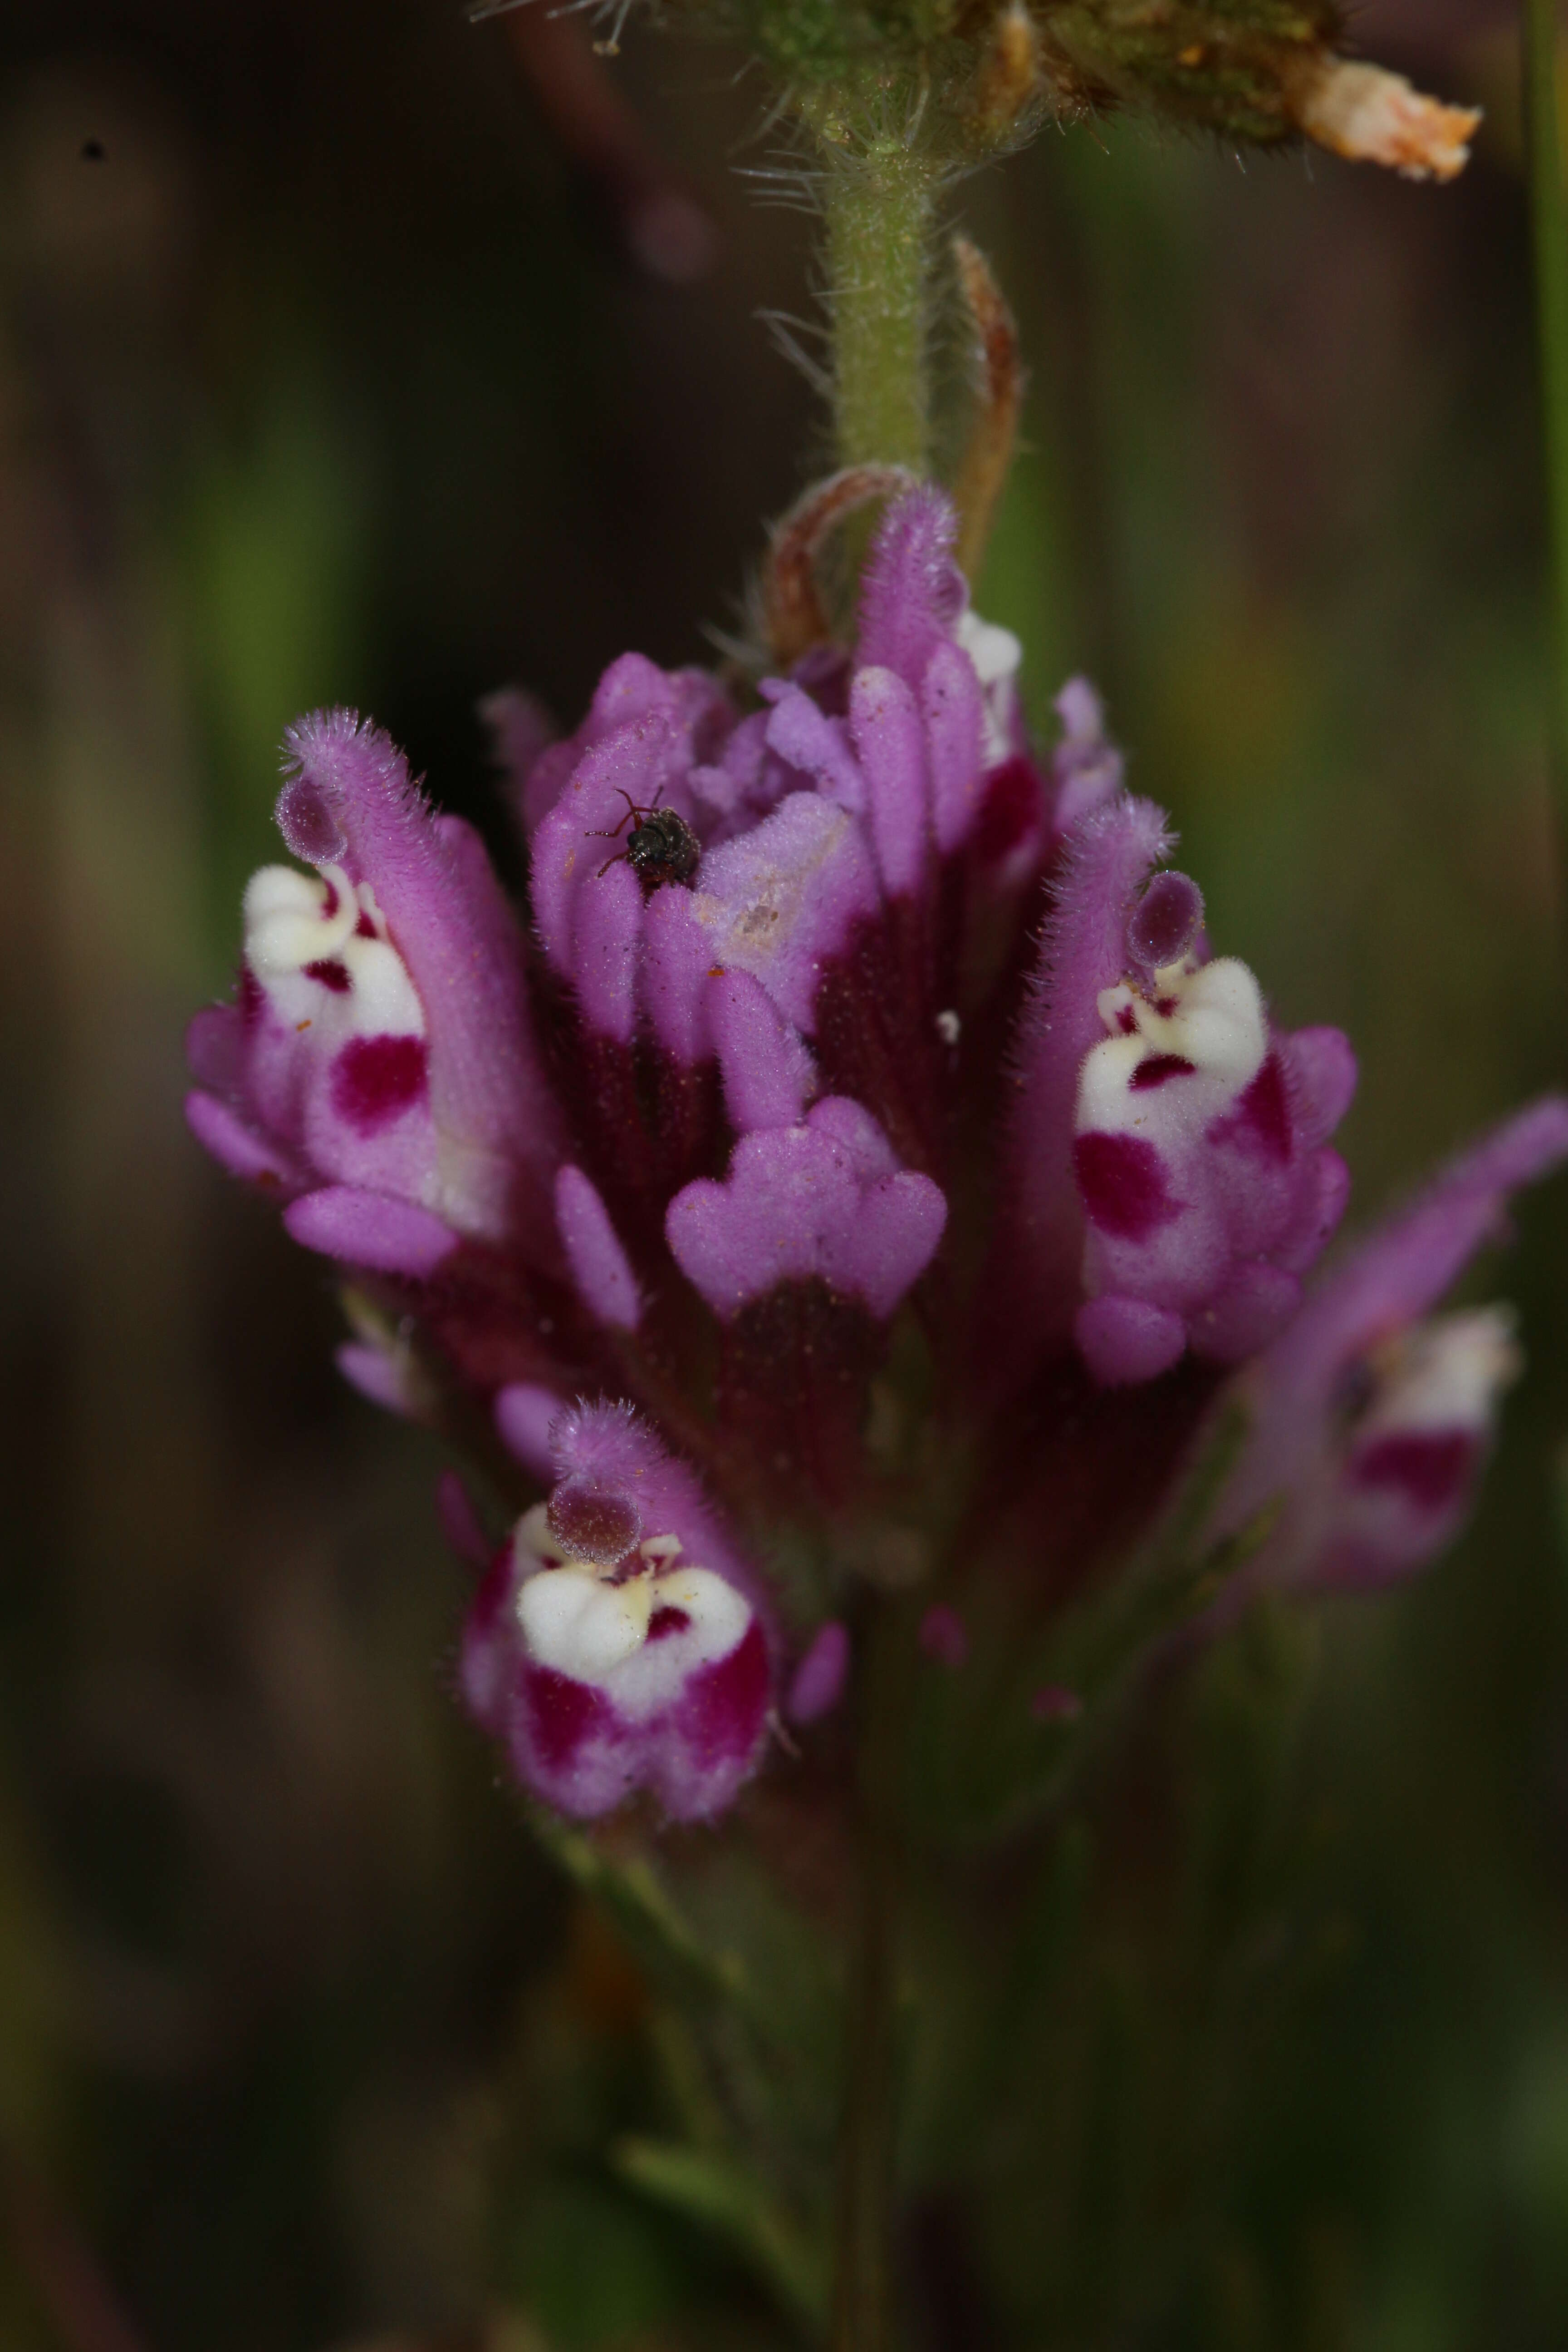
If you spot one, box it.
[3,0,1568,2345]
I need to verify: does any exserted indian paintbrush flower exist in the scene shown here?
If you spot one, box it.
[1205,1098,1568,1595]
[188,487,1568,1824]
[460,1401,772,1820]
[186,709,564,1277]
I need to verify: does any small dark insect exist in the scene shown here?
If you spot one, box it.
[81,138,105,161]
[589,788,701,887]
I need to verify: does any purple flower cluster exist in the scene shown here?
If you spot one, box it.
[187,489,1568,1822]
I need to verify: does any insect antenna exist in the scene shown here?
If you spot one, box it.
[587,789,646,843]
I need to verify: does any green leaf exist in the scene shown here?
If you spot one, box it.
[612,2135,828,2331]
[527,1812,761,2032]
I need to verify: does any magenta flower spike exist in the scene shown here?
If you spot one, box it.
[191,489,1568,1826]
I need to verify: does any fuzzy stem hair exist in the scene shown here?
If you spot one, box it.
[818,123,941,474]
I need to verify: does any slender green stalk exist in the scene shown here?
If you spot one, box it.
[822,134,939,475]
[830,1599,907,2352]
[1525,0,1568,789]
[811,115,931,2340]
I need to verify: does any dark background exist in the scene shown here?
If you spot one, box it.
[4,1,1568,2345]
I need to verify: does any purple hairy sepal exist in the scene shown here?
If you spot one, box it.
[1048,679,1125,844]
[1071,930,1356,1383]
[460,1402,772,1822]
[186,710,560,1274]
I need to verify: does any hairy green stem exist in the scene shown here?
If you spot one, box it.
[1525,0,1568,793]
[830,1599,907,2352]
[823,135,938,475]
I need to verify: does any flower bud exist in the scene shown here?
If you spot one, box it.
[1294,59,1480,184]
[967,4,1045,144]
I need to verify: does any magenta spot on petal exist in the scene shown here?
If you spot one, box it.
[1073,1131,1181,1241]
[1227,1052,1292,1163]
[1116,1005,1138,1036]
[303,957,352,993]
[647,1606,691,1643]
[972,755,1040,861]
[1129,1053,1196,1093]
[1351,1431,1474,1515]
[330,1034,428,1134]
[239,965,265,1027]
[355,908,378,939]
[524,1665,610,1773]
[675,1618,769,1767]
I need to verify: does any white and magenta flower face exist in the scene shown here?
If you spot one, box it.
[1323,1307,1520,1586]
[187,707,563,1275]
[1072,930,1356,1382]
[460,1406,771,1823]
[1206,1102,1568,1597]
[238,861,431,1199]
[186,487,1568,1824]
